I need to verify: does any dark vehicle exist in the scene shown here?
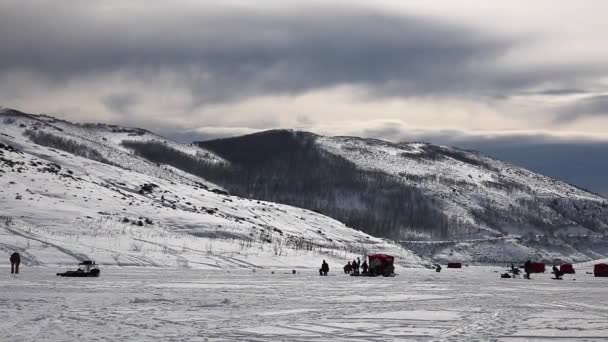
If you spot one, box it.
[594,263,608,277]
[447,262,462,269]
[57,260,100,277]
[351,254,395,277]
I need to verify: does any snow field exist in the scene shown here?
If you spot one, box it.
[2,266,608,341]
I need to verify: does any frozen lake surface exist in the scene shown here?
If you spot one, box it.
[2,266,608,341]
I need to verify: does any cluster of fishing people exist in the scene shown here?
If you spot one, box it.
[318,257,370,276]
[343,257,369,275]
[501,260,568,279]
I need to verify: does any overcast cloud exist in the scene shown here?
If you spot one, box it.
[1,0,607,193]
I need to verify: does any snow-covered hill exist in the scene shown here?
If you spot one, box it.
[192,130,608,240]
[189,130,608,263]
[3,108,607,264]
[316,135,608,237]
[0,109,426,269]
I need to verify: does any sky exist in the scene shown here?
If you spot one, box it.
[1,1,607,194]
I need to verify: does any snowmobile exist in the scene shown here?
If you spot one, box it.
[57,260,101,277]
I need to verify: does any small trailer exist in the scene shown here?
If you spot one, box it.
[57,260,101,277]
[529,262,546,273]
[594,263,608,277]
[560,263,575,274]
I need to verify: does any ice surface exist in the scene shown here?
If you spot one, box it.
[2,266,607,341]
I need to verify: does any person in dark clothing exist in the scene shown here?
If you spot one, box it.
[524,260,531,279]
[319,260,329,276]
[552,266,563,280]
[361,260,369,274]
[510,263,520,277]
[10,252,20,274]
[352,259,359,275]
[343,262,352,274]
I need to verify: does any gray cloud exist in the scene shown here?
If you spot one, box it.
[101,93,138,115]
[3,1,602,108]
[555,95,608,123]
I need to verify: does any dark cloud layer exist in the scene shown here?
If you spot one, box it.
[556,95,608,123]
[1,1,604,107]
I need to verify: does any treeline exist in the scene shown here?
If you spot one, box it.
[24,130,114,166]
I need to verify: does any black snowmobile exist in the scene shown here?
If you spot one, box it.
[57,260,101,277]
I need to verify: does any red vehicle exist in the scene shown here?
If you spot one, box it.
[447,262,462,269]
[560,263,575,274]
[367,254,395,277]
[529,262,545,273]
[594,263,608,277]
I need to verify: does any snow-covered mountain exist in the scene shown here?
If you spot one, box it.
[200,130,608,262]
[3,108,608,264]
[0,109,425,269]
[191,130,608,239]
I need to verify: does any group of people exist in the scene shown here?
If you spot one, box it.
[318,257,371,276]
[502,260,565,280]
[342,257,368,275]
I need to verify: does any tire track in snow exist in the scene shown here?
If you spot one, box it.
[4,226,88,262]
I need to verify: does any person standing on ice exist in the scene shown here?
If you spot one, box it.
[361,260,369,274]
[524,260,531,279]
[319,260,329,276]
[10,252,20,274]
[352,258,359,275]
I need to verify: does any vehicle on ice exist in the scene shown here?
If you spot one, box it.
[56,260,100,277]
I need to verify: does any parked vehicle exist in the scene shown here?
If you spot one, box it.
[57,260,100,277]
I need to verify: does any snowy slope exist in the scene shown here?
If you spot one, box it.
[317,135,608,237]
[0,110,426,269]
[1,109,224,188]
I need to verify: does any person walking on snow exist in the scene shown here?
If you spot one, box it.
[10,252,20,274]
